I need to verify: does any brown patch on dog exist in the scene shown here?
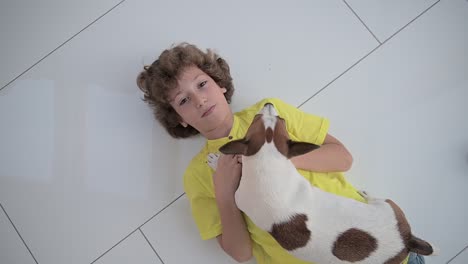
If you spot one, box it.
[386,199,412,242]
[287,141,321,159]
[220,115,266,156]
[243,115,267,156]
[269,214,311,251]
[272,117,320,159]
[408,235,434,255]
[266,127,273,143]
[383,199,412,263]
[273,117,290,157]
[384,199,433,262]
[332,228,378,262]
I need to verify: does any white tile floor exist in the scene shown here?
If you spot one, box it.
[0,0,467,263]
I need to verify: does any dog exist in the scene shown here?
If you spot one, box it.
[208,103,436,264]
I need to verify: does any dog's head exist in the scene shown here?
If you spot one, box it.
[220,103,320,158]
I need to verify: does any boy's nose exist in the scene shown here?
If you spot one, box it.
[194,95,206,108]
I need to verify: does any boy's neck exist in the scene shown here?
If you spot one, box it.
[203,113,234,140]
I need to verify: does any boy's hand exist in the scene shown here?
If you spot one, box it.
[212,154,243,202]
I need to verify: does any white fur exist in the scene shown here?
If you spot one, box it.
[234,104,409,263]
[235,142,406,263]
[208,105,434,263]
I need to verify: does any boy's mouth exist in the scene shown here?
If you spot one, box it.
[202,105,216,117]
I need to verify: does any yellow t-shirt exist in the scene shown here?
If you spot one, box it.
[183,98,408,264]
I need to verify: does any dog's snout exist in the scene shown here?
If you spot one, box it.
[262,103,278,117]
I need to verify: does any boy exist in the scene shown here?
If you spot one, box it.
[137,43,423,264]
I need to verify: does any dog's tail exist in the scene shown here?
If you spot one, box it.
[408,235,439,256]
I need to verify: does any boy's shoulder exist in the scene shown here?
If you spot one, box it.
[185,146,209,172]
[183,146,213,190]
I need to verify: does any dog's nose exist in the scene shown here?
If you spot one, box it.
[263,103,278,116]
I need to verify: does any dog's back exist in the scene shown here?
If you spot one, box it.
[220,103,436,263]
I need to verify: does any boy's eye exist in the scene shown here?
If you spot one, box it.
[199,81,207,88]
[179,98,188,106]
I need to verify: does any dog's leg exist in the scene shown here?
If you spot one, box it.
[358,190,384,204]
[207,153,220,170]
[358,190,371,200]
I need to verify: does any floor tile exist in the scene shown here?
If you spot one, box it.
[210,0,379,111]
[141,195,256,264]
[345,0,439,42]
[0,205,36,264]
[93,230,162,264]
[0,0,123,89]
[0,78,185,264]
[0,76,180,264]
[299,0,468,263]
[0,0,378,263]
[449,246,468,264]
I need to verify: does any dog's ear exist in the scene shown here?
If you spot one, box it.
[219,139,248,155]
[287,141,320,158]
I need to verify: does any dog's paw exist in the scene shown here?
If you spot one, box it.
[206,153,220,170]
[358,190,383,203]
[358,190,367,197]
[358,190,372,200]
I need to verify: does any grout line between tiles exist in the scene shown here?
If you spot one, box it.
[381,0,441,44]
[298,0,441,108]
[0,0,127,93]
[446,245,468,263]
[0,202,39,264]
[139,228,165,264]
[90,228,138,264]
[298,43,380,108]
[342,0,382,44]
[137,193,186,229]
[90,193,185,264]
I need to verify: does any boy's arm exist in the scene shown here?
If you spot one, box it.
[215,196,253,262]
[291,133,353,172]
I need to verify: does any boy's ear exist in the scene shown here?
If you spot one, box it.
[219,139,248,155]
[221,87,227,93]
[287,141,320,159]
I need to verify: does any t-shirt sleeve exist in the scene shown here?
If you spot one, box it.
[269,98,329,145]
[183,159,222,240]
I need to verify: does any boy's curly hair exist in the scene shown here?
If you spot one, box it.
[136,43,235,138]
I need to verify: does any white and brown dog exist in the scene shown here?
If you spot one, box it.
[208,103,436,264]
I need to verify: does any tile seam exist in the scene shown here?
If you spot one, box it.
[0,0,127,92]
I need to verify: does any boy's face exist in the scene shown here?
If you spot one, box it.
[168,65,232,136]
